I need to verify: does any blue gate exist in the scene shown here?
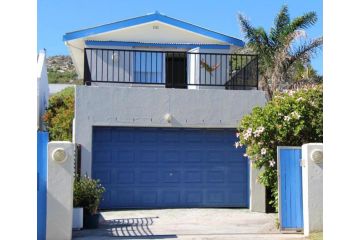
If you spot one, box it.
[93,127,249,209]
[37,132,48,240]
[278,147,303,230]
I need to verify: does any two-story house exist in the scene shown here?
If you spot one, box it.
[64,12,267,212]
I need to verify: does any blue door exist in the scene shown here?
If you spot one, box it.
[278,147,303,229]
[92,127,249,209]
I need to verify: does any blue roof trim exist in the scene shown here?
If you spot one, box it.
[85,41,231,49]
[63,12,244,47]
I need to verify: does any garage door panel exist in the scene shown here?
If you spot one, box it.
[115,170,135,184]
[93,127,112,143]
[182,130,204,143]
[92,169,111,184]
[112,128,135,143]
[185,191,203,204]
[206,190,226,204]
[184,170,203,183]
[159,129,182,143]
[161,170,181,183]
[115,150,135,163]
[228,190,248,205]
[139,191,158,205]
[138,150,158,163]
[138,130,158,144]
[93,150,112,164]
[92,127,249,209]
[184,150,202,163]
[161,190,181,205]
[207,150,226,163]
[161,150,180,163]
[114,190,136,207]
[207,170,226,183]
[228,169,248,183]
[205,132,224,143]
[139,171,159,184]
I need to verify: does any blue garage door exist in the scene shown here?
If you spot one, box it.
[92,127,249,209]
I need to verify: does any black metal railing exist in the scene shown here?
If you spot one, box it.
[84,48,258,90]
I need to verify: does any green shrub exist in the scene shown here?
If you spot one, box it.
[236,85,323,211]
[43,87,74,141]
[73,175,106,215]
[48,69,78,84]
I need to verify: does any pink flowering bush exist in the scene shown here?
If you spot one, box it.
[236,85,323,211]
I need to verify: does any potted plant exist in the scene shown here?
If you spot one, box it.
[73,174,106,229]
[72,175,84,230]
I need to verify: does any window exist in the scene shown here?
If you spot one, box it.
[134,52,164,83]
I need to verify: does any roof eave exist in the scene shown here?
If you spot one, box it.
[63,12,245,47]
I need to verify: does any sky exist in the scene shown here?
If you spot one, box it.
[38,0,323,74]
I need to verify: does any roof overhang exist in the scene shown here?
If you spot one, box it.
[63,12,244,47]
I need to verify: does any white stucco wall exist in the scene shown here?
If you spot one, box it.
[249,164,266,213]
[302,143,323,236]
[37,49,49,130]
[74,86,266,208]
[46,142,75,240]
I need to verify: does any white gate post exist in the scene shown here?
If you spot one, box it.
[302,143,323,236]
[46,141,75,240]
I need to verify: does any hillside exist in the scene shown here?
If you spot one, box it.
[47,55,82,84]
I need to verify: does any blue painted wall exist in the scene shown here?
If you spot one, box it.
[37,132,48,240]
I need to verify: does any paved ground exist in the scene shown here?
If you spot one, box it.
[73,208,304,240]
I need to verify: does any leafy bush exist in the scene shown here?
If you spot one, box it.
[236,86,323,211]
[48,68,78,84]
[73,175,106,215]
[43,87,74,141]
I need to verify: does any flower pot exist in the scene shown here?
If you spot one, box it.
[72,207,83,230]
[83,213,100,229]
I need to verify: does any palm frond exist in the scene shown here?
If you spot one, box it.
[238,14,257,42]
[290,12,317,31]
[269,5,290,48]
[286,37,323,69]
[274,5,290,32]
[238,14,271,57]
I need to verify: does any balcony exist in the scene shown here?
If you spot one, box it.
[84,48,259,90]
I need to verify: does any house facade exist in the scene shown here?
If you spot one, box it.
[64,12,266,212]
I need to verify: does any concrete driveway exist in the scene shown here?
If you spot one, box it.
[72,208,304,240]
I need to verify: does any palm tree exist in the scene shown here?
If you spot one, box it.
[238,5,323,99]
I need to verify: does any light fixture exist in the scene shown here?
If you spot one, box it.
[52,148,68,163]
[164,113,172,123]
[311,149,323,164]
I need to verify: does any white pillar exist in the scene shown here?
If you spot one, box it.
[46,141,75,240]
[302,143,323,236]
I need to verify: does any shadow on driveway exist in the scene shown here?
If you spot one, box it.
[73,216,178,239]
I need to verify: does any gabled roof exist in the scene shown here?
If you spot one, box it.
[63,11,244,47]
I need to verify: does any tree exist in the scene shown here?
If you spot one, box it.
[43,87,74,141]
[236,86,323,211]
[238,5,323,99]
[286,62,323,89]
